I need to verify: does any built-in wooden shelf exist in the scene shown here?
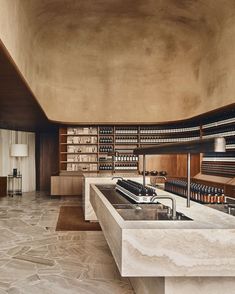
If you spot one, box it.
[59,106,235,178]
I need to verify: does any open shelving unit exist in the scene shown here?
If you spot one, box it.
[59,127,98,172]
[56,104,235,199]
[58,105,235,177]
[59,123,201,174]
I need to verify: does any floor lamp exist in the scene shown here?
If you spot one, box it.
[10,144,28,176]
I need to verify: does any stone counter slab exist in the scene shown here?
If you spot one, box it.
[90,184,235,277]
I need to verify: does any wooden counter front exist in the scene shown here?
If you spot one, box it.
[50,175,82,196]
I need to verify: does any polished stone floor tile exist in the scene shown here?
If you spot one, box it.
[0,192,134,293]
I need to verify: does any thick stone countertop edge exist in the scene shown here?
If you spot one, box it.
[91,184,235,230]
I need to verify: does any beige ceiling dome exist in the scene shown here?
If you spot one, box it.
[0,0,235,123]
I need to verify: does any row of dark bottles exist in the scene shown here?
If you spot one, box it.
[140,137,200,143]
[99,137,113,143]
[115,128,138,134]
[117,179,156,196]
[202,109,235,129]
[203,125,235,138]
[115,163,138,170]
[165,179,225,204]
[99,146,113,153]
[140,126,199,134]
[99,127,113,134]
[99,164,113,170]
[225,138,235,150]
[116,137,138,143]
[115,155,138,162]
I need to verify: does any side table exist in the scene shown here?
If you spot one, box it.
[7,175,22,196]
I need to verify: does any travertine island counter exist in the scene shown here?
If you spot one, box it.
[90,184,235,294]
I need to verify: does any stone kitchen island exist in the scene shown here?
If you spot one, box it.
[90,183,235,294]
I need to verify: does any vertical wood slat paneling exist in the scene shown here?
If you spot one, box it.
[36,130,59,191]
[0,129,35,192]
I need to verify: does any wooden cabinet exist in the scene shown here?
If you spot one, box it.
[51,175,82,196]
[0,177,7,197]
[225,178,235,199]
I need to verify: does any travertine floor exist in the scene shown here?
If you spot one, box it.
[0,192,134,293]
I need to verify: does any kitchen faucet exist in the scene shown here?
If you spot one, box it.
[151,195,177,220]
[154,176,167,181]
[112,176,124,181]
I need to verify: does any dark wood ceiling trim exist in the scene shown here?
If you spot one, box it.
[0,38,56,132]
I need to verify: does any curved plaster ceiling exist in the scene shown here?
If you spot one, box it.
[0,0,235,123]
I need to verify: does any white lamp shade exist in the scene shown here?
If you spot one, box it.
[10,144,28,157]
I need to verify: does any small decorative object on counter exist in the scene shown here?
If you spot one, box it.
[150,170,158,176]
[140,170,150,176]
[150,170,158,186]
[159,171,167,177]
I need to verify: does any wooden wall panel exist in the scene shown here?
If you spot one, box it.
[139,154,200,178]
[51,176,82,196]
[36,130,59,191]
[176,154,201,178]
[143,155,177,177]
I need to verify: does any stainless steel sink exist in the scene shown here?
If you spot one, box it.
[97,185,116,190]
[97,185,192,221]
[115,208,191,221]
[112,203,165,210]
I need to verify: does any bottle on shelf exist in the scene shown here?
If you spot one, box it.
[115,163,138,170]
[115,136,138,143]
[99,137,113,143]
[99,163,113,171]
[115,127,138,134]
[99,146,113,153]
[165,179,225,204]
[99,127,113,134]
[114,154,138,162]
